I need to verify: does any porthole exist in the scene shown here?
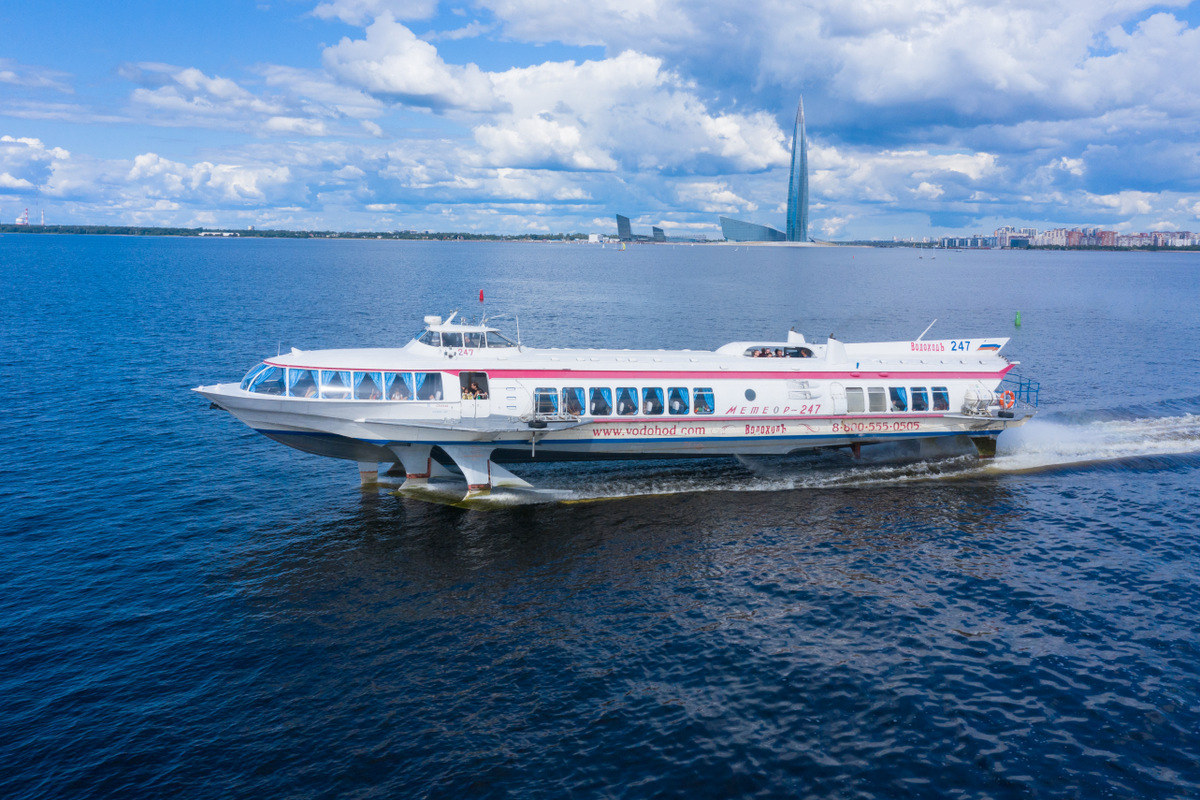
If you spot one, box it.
[745,389,756,401]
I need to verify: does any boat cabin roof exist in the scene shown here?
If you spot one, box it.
[256,312,1009,372]
[422,312,495,334]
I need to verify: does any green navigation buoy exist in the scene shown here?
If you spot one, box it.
[1015,311,1022,328]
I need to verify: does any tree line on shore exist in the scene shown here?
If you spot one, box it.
[0,224,588,241]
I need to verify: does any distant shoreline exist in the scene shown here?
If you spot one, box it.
[0,224,586,242]
[2,224,1198,251]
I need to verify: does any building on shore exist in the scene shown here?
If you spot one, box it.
[940,225,1199,249]
[717,216,787,242]
[720,97,809,243]
[616,214,633,242]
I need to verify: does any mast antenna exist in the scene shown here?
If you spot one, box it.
[916,319,937,341]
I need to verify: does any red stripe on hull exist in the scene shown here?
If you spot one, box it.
[262,363,1013,382]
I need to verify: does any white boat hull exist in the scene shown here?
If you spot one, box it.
[199,385,1030,493]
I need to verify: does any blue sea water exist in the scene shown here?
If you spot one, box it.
[2,235,1200,799]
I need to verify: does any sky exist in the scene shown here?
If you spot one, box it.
[2,0,1200,240]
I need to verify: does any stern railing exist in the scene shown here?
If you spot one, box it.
[1000,374,1040,407]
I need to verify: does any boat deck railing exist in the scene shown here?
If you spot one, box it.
[1001,374,1040,407]
[524,412,582,426]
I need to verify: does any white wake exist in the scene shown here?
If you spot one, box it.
[991,413,1200,472]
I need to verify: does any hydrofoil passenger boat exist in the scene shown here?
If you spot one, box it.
[196,313,1038,499]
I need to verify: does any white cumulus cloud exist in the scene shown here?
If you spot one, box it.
[322,15,498,111]
[128,152,296,204]
[312,0,437,25]
[675,181,756,213]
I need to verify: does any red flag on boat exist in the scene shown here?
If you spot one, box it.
[479,290,484,303]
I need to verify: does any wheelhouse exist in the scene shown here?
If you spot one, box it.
[411,313,516,350]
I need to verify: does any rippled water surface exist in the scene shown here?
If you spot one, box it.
[2,236,1200,798]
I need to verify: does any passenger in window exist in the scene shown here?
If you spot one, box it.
[668,388,688,415]
[774,349,784,358]
[643,388,664,415]
[616,388,637,415]
[358,375,382,400]
[535,390,557,414]
[562,388,583,415]
[590,388,611,415]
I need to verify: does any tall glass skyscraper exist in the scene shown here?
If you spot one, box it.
[718,96,810,243]
[785,97,808,242]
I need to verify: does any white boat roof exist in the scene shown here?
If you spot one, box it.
[260,311,1011,372]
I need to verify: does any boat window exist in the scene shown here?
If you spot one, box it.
[247,366,284,395]
[441,331,463,349]
[415,372,443,400]
[561,387,585,416]
[459,372,489,399]
[463,331,484,348]
[590,387,612,416]
[288,369,317,398]
[889,387,908,412]
[241,363,270,391]
[356,372,384,400]
[319,370,352,399]
[616,387,638,415]
[668,387,689,415]
[417,330,441,347]
[743,346,791,358]
[911,387,929,412]
[846,387,865,413]
[868,387,886,413]
[534,388,558,414]
[932,386,950,411]
[693,388,714,415]
[486,331,515,348]
[643,388,665,415]
[386,373,413,400]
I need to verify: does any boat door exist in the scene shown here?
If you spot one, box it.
[829,382,848,415]
[459,372,491,419]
